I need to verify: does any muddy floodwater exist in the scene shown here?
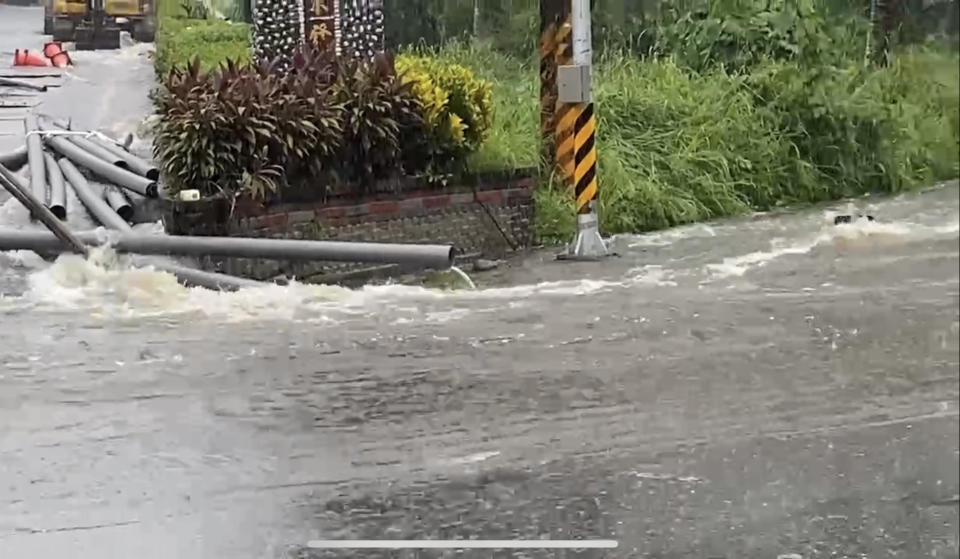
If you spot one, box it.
[2,6,959,559]
[0,181,957,558]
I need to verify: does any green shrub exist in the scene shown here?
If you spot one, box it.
[395,54,494,172]
[402,42,538,173]
[655,0,868,73]
[330,53,426,186]
[154,57,341,199]
[153,49,431,198]
[155,17,252,74]
[746,52,960,198]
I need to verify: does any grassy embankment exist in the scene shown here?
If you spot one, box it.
[442,43,960,242]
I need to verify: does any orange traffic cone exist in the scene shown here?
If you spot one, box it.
[13,49,51,67]
[43,41,64,58]
[49,51,72,68]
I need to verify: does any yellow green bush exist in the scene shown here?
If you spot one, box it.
[395,54,493,170]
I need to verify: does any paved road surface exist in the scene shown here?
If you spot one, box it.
[1,182,956,558]
[1,5,958,559]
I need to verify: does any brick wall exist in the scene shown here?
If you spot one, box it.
[162,169,536,282]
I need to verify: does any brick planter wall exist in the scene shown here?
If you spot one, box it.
[162,169,537,282]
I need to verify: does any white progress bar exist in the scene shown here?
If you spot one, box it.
[307,540,618,549]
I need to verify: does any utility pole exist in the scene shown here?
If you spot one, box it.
[555,0,607,260]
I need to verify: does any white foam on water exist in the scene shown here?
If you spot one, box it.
[621,223,719,248]
[22,247,357,321]
[625,264,679,287]
[11,245,627,322]
[706,214,960,279]
[358,277,622,301]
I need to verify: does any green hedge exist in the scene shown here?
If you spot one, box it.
[154,0,251,75]
[153,48,495,198]
[155,18,251,74]
[395,54,494,173]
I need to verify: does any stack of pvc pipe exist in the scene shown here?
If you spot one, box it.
[0,114,160,223]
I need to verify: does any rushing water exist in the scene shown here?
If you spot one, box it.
[0,182,957,558]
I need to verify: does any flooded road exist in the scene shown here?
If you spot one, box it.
[2,6,960,558]
[0,182,957,558]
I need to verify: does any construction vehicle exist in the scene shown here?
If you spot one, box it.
[44,0,156,50]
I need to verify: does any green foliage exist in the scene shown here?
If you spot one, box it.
[593,56,815,234]
[156,0,186,19]
[401,42,537,173]
[153,49,434,199]
[655,0,868,72]
[395,54,494,172]
[153,54,341,199]
[747,50,960,196]
[330,53,425,186]
[155,17,252,74]
[428,40,957,240]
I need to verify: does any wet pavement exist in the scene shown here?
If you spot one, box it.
[0,181,955,558]
[2,5,960,559]
[0,5,155,157]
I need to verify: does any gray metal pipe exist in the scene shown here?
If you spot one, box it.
[0,164,88,256]
[90,136,160,180]
[0,76,47,92]
[67,135,130,170]
[43,153,67,220]
[0,228,260,291]
[121,235,457,268]
[42,119,158,180]
[24,114,47,206]
[135,258,263,291]
[0,228,456,269]
[103,186,133,221]
[0,145,28,171]
[58,158,131,231]
[57,159,257,291]
[45,134,158,198]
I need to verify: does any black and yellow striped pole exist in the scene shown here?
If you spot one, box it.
[554,18,576,189]
[556,0,607,260]
[573,102,597,214]
[538,0,568,174]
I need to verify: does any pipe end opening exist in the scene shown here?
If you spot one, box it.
[117,205,134,222]
[50,205,67,221]
[145,168,160,181]
[145,183,159,198]
[446,246,456,268]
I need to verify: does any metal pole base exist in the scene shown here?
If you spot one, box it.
[557,211,609,261]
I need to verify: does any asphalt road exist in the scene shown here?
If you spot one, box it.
[0,182,956,558]
[1,5,959,558]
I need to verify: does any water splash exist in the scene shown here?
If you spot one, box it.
[705,214,960,279]
[448,266,476,290]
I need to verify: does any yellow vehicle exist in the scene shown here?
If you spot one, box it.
[44,0,156,49]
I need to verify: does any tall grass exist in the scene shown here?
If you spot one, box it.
[420,41,958,242]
